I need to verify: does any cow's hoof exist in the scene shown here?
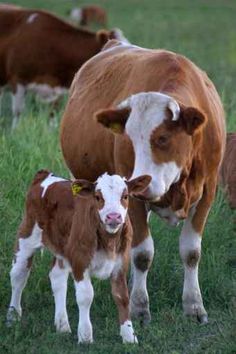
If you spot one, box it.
[197,314,208,325]
[6,307,20,327]
[130,298,151,326]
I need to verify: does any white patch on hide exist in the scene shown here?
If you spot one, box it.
[40,173,66,197]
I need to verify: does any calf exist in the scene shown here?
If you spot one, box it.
[70,5,107,27]
[0,4,126,128]
[219,132,236,208]
[7,170,151,343]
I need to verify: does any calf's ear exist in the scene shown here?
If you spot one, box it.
[180,107,207,135]
[126,175,152,196]
[71,179,95,197]
[95,107,131,134]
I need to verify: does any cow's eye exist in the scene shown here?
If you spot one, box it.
[95,194,101,201]
[154,135,170,148]
[122,194,128,200]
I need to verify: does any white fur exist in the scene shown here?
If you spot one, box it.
[41,173,66,197]
[96,173,128,233]
[49,259,71,333]
[74,274,94,343]
[90,250,122,279]
[12,84,25,129]
[112,28,130,45]
[26,13,38,24]
[179,215,205,315]
[27,83,67,103]
[120,320,138,343]
[8,223,42,316]
[130,235,154,310]
[70,8,82,23]
[119,92,182,201]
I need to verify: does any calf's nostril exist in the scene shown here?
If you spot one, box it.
[106,212,122,223]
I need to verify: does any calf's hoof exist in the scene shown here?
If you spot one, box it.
[120,320,138,344]
[183,301,208,325]
[197,314,208,325]
[55,317,71,333]
[6,306,21,327]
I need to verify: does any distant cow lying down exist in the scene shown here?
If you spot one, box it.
[0,4,127,128]
[7,170,151,343]
[70,5,107,27]
[219,133,236,208]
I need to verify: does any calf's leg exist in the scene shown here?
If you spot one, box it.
[111,271,138,343]
[7,223,42,324]
[74,274,94,343]
[49,258,71,333]
[129,200,154,325]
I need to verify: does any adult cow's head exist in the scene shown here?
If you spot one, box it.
[96,92,206,202]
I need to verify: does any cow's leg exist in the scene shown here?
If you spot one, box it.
[74,274,94,343]
[111,271,138,344]
[49,258,71,333]
[11,84,25,129]
[179,179,217,324]
[7,223,42,325]
[129,200,154,325]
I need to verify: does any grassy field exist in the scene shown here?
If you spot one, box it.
[0,0,236,353]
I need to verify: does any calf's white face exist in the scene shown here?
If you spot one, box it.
[73,173,151,234]
[97,92,206,202]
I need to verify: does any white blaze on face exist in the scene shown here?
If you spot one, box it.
[120,92,182,201]
[95,173,128,234]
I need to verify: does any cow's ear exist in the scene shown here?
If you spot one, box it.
[180,107,207,135]
[95,107,131,134]
[126,175,152,197]
[96,30,110,46]
[71,179,95,197]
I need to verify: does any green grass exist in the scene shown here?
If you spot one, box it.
[0,0,236,353]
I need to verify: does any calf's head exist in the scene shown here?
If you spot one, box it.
[72,173,151,234]
[96,92,206,202]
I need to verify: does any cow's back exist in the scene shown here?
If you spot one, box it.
[60,41,225,180]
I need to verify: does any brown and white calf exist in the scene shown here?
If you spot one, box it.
[7,170,151,343]
[70,5,107,27]
[61,40,226,325]
[0,4,127,128]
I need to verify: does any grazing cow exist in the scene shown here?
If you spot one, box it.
[60,40,226,325]
[0,5,126,128]
[7,169,151,343]
[70,5,107,27]
[219,132,236,208]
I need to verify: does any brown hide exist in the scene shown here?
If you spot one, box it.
[219,133,236,208]
[18,170,132,281]
[60,41,225,232]
[80,5,107,27]
[0,5,114,89]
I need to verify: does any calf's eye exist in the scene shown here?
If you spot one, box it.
[122,194,128,200]
[95,195,101,202]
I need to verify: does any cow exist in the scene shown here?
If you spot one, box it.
[0,5,127,128]
[7,169,151,343]
[60,40,226,325]
[70,5,107,28]
[219,132,236,208]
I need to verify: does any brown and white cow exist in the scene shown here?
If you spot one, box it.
[0,4,127,128]
[70,5,107,27]
[60,40,226,325]
[219,132,236,208]
[7,169,151,343]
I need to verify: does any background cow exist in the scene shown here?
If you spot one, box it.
[219,132,236,208]
[60,40,226,325]
[0,4,127,128]
[7,169,151,343]
[70,5,107,28]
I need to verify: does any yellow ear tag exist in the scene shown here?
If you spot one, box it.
[72,184,82,196]
[110,122,122,133]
